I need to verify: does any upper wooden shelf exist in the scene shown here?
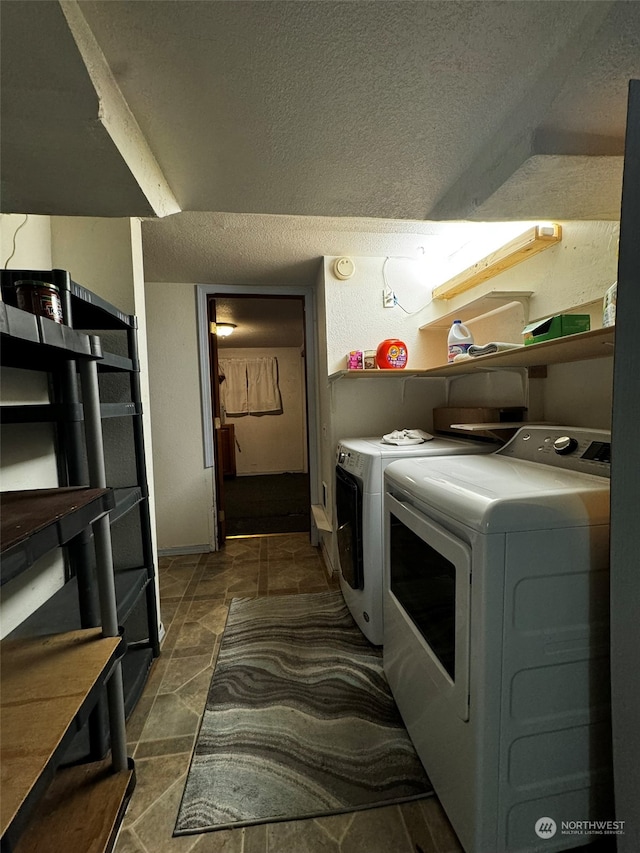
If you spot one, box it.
[431,224,562,301]
[328,327,615,381]
[0,629,123,844]
[418,290,532,331]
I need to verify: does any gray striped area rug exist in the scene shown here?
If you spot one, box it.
[174,591,433,835]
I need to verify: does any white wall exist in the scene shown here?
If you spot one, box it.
[222,346,307,476]
[323,254,433,375]
[0,213,52,269]
[51,217,136,313]
[145,282,215,552]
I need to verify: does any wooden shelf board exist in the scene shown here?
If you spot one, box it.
[328,328,614,381]
[329,368,431,382]
[419,290,532,330]
[433,326,615,374]
[1,488,115,585]
[0,629,122,839]
[12,758,135,853]
[0,487,113,554]
[449,421,531,431]
[431,224,562,301]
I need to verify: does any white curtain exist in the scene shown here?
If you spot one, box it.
[247,357,282,414]
[219,359,248,416]
[219,357,282,417]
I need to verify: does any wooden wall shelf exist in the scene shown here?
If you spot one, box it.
[328,328,615,382]
[431,224,562,301]
[418,290,532,331]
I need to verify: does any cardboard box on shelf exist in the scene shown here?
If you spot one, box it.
[523,314,590,346]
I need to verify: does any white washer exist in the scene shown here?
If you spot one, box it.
[335,435,498,644]
[383,426,612,852]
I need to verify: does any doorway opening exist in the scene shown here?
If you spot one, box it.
[207,293,311,542]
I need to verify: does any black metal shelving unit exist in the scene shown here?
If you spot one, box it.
[0,302,135,853]
[1,269,161,756]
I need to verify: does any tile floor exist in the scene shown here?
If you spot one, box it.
[114,534,464,853]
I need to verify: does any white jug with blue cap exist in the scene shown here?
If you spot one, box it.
[447,320,474,363]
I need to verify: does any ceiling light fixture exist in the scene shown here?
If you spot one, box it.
[210,322,237,337]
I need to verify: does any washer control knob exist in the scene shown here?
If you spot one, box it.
[554,435,578,455]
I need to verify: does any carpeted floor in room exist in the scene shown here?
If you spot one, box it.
[223,473,310,536]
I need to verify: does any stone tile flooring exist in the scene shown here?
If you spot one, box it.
[114,534,464,853]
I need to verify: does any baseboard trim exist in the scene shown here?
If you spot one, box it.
[319,538,337,579]
[158,545,211,557]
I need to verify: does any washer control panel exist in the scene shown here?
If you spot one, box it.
[336,444,366,477]
[498,426,611,477]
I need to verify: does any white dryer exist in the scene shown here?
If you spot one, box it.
[383,425,612,852]
[334,434,498,644]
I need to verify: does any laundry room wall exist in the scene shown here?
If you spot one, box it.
[316,220,618,573]
[220,346,307,475]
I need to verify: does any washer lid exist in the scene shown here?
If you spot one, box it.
[385,455,610,532]
[339,436,498,459]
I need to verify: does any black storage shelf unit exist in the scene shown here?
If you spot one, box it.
[8,567,150,639]
[0,630,128,851]
[0,401,142,424]
[1,269,136,330]
[0,302,99,368]
[0,488,115,586]
[1,269,161,757]
[0,309,135,853]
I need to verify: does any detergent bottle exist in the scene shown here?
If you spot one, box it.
[447,320,474,363]
[376,338,408,369]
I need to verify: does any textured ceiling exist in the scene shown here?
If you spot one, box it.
[75,0,610,219]
[215,296,305,349]
[0,1,157,217]
[1,0,639,292]
[140,211,472,285]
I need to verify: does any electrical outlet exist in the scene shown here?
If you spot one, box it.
[383,289,395,308]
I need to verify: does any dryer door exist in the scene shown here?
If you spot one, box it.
[335,465,364,590]
[387,492,471,721]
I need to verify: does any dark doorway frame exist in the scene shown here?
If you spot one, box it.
[196,283,321,550]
